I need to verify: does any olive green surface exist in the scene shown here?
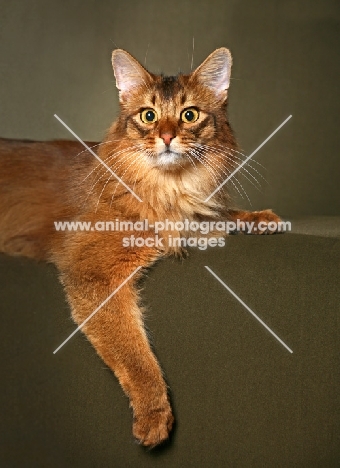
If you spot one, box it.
[1,222,339,467]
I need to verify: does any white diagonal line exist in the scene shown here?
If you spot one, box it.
[204,266,293,353]
[53,266,142,354]
[54,114,143,202]
[205,115,292,202]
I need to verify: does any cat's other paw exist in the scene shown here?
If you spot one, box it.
[243,209,282,234]
[133,401,174,448]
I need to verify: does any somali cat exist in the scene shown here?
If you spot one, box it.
[0,48,281,447]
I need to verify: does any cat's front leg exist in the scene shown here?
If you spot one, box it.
[58,252,174,447]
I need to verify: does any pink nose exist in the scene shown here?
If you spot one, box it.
[161,133,175,146]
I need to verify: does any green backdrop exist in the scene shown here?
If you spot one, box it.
[0,0,339,216]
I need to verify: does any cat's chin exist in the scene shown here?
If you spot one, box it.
[153,150,186,171]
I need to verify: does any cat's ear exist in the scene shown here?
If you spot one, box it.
[191,48,232,99]
[111,49,151,100]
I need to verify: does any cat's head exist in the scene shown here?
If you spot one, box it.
[110,48,235,172]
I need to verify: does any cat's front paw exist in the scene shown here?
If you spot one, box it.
[240,209,283,235]
[133,400,174,447]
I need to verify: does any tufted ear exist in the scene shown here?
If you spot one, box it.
[191,48,232,99]
[111,49,152,99]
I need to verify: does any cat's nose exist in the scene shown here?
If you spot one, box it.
[161,133,175,146]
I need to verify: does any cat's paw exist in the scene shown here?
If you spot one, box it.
[240,209,283,235]
[133,402,174,447]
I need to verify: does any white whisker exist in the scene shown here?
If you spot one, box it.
[188,143,252,204]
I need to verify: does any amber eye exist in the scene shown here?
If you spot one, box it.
[181,107,199,123]
[140,109,158,124]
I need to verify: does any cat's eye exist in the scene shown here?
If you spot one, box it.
[140,109,158,124]
[181,108,199,123]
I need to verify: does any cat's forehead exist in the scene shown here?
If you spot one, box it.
[155,76,184,100]
[144,74,196,110]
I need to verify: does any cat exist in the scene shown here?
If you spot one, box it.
[0,47,281,447]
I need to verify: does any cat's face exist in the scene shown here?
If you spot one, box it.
[111,48,234,172]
